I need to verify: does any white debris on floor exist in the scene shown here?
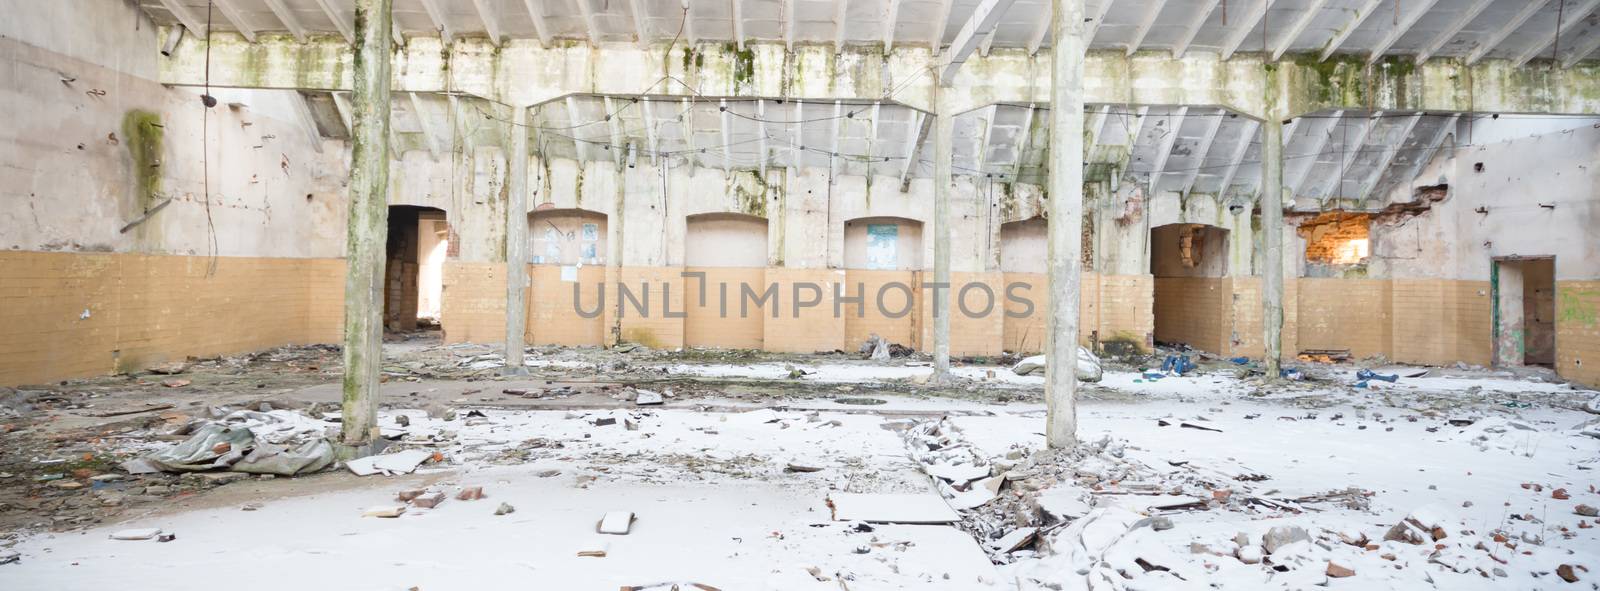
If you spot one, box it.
[2,364,1597,590]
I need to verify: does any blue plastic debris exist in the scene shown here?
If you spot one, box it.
[1355,369,1398,383]
[1280,368,1305,381]
[1141,372,1165,381]
[1160,355,1196,376]
[1229,357,1250,365]
[1353,380,1368,388]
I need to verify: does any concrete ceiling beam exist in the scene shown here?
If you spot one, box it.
[1319,0,1383,62]
[470,0,503,46]
[211,0,257,42]
[1513,0,1600,67]
[1172,0,1221,59]
[1220,0,1275,60]
[1126,0,1169,56]
[1467,0,1554,65]
[1416,0,1495,63]
[1366,0,1443,65]
[940,0,1018,84]
[262,0,306,42]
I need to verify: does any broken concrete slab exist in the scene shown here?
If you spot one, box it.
[924,463,990,484]
[345,449,433,477]
[598,511,634,534]
[633,389,663,406]
[109,528,162,540]
[362,505,406,518]
[412,492,446,509]
[991,527,1038,554]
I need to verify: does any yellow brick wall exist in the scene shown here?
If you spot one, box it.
[1230,278,1263,358]
[1097,274,1155,354]
[1003,272,1047,354]
[603,267,687,350]
[1296,278,1393,359]
[1153,276,1229,354]
[304,259,347,344]
[1229,278,1300,360]
[846,269,922,351]
[441,261,507,345]
[1556,281,1600,388]
[1390,279,1492,366]
[684,267,767,350]
[0,251,343,387]
[527,264,606,346]
[917,272,1005,357]
[8,250,1576,388]
[1003,273,1154,355]
[762,268,848,353]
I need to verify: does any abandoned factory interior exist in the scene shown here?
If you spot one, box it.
[4,0,1600,589]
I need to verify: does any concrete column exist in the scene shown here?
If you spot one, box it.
[1262,89,1285,380]
[606,164,626,346]
[932,76,953,378]
[1045,0,1085,449]
[504,106,530,373]
[340,0,393,448]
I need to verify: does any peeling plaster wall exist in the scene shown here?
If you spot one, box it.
[1368,122,1600,282]
[0,41,347,257]
[0,1,349,385]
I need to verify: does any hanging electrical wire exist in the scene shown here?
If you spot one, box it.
[200,1,219,277]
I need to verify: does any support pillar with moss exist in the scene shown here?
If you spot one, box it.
[340,0,392,449]
[1045,0,1086,449]
[1262,68,1286,381]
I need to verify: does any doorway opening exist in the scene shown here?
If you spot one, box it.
[1150,223,1230,353]
[385,205,449,334]
[1493,257,1556,368]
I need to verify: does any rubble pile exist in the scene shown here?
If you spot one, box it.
[1005,504,1595,589]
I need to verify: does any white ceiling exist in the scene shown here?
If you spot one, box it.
[141,0,1600,66]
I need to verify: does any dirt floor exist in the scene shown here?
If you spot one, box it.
[2,337,1598,589]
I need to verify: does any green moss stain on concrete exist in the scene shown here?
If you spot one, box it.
[1558,287,1599,327]
[538,157,555,204]
[730,170,771,218]
[682,45,706,71]
[1285,55,1371,113]
[122,110,165,210]
[997,181,1020,221]
[731,45,757,90]
[621,327,664,349]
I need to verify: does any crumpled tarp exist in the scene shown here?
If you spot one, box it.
[125,419,336,477]
[1011,347,1103,382]
[140,424,255,472]
[232,439,335,476]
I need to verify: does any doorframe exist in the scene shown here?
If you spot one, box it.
[1490,255,1556,369]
